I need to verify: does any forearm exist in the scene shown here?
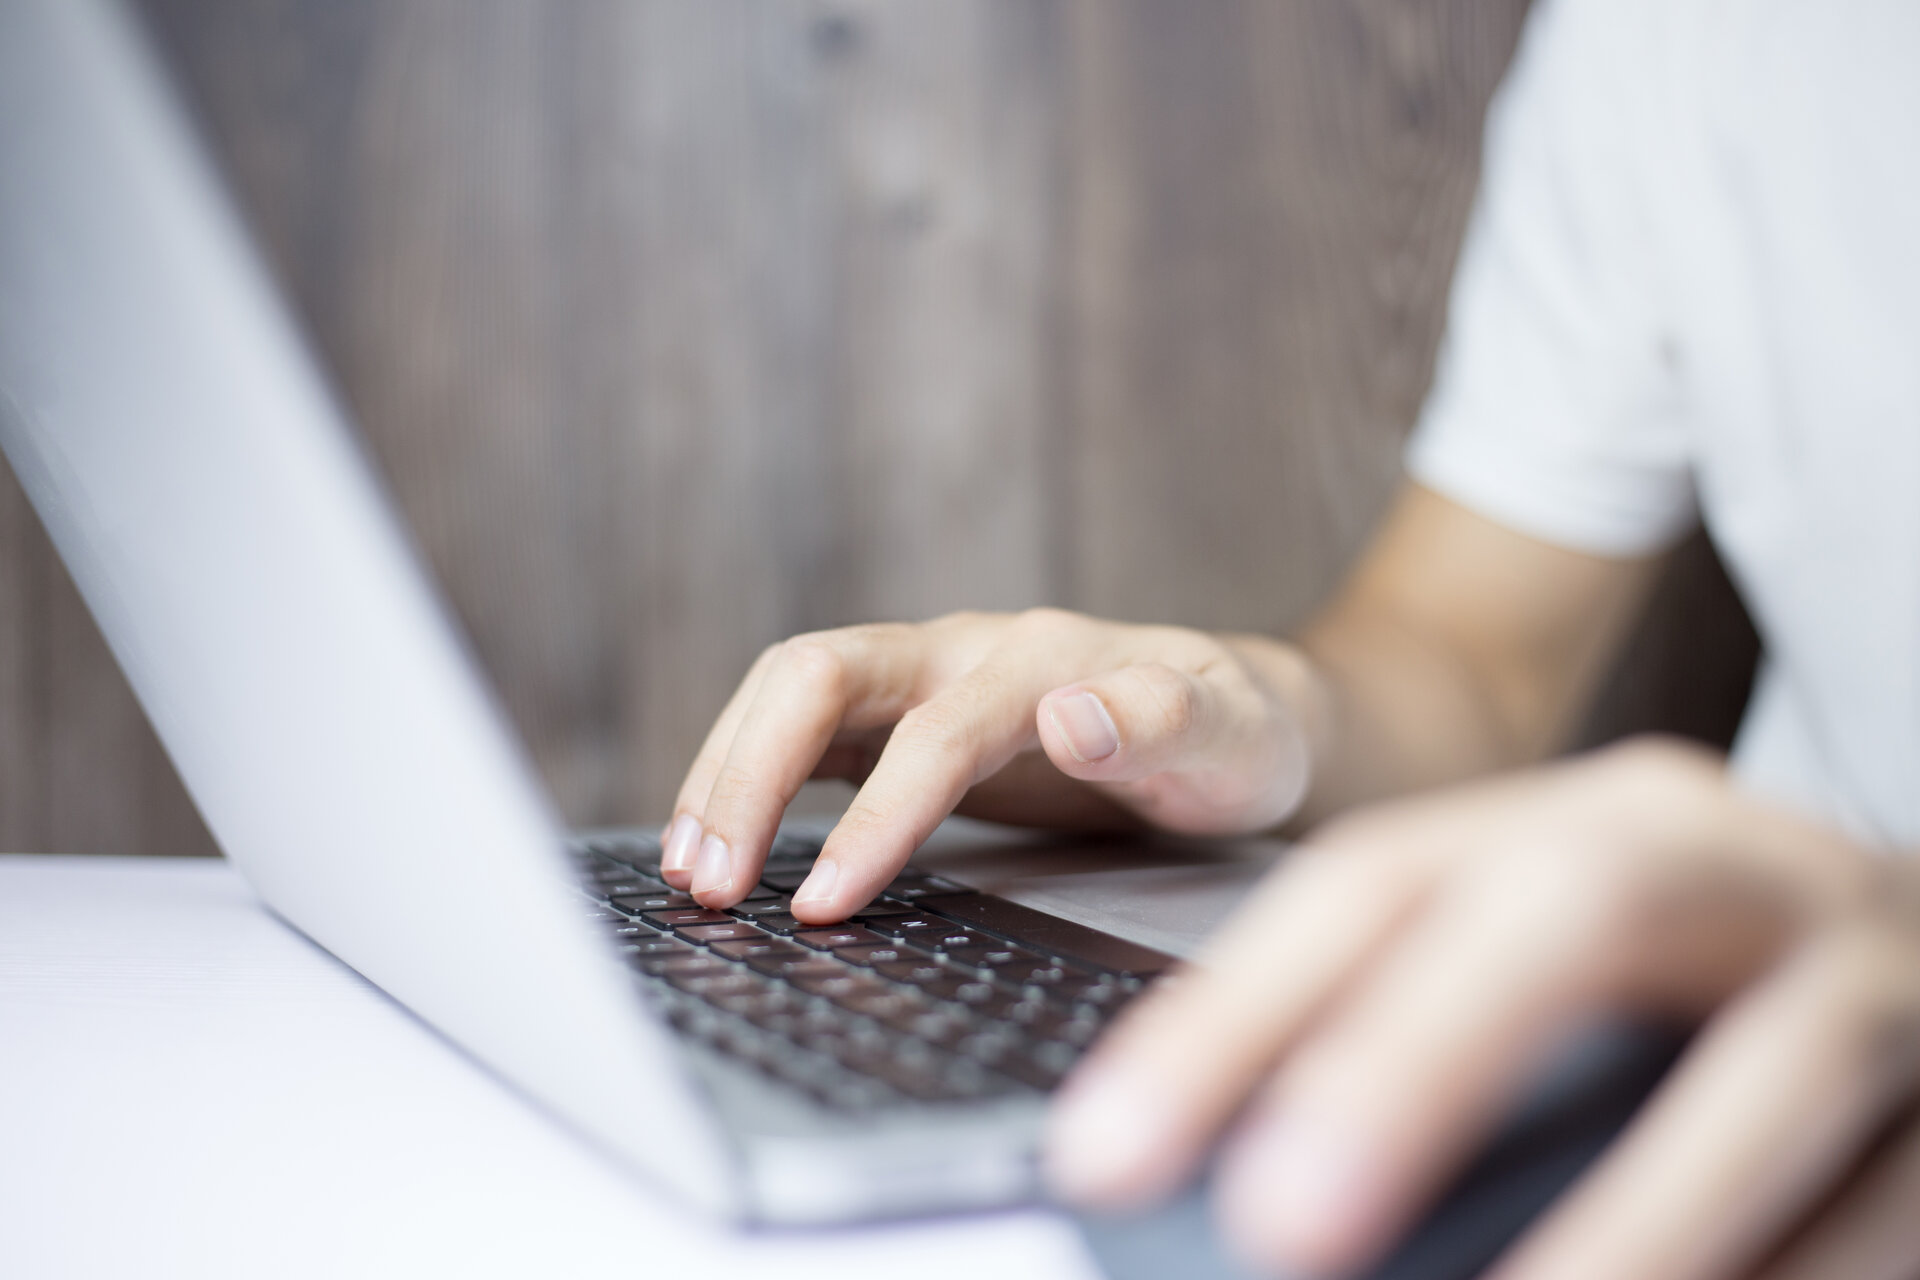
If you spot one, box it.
[1232,484,1664,830]
[1299,615,1532,823]
[1223,619,1525,832]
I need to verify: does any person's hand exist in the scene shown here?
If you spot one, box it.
[1046,738,1920,1280]
[657,609,1322,919]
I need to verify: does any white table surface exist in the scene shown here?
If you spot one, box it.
[0,854,1107,1279]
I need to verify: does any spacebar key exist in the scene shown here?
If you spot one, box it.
[915,893,1175,977]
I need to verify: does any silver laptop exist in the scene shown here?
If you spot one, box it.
[0,0,1279,1226]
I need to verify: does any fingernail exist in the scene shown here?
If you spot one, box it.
[1044,1064,1172,1206]
[792,859,839,907]
[661,814,701,875]
[1050,691,1120,764]
[691,832,732,897]
[1219,1106,1379,1275]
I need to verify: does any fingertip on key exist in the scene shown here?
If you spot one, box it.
[660,813,702,888]
[789,859,841,920]
[690,832,734,901]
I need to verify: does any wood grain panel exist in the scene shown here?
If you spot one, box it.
[1059,0,1532,628]
[0,0,1754,856]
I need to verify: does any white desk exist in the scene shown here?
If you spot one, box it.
[0,855,1106,1279]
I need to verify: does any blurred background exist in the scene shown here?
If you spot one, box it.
[0,0,1756,857]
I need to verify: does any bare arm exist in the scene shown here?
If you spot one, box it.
[1283,481,1663,822]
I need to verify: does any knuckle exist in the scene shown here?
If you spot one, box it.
[1438,843,1648,997]
[1011,606,1086,639]
[1145,624,1227,667]
[1491,841,1642,939]
[777,636,849,693]
[701,759,762,813]
[1597,734,1726,797]
[841,620,915,647]
[895,699,976,758]
[1125,662,1199,739]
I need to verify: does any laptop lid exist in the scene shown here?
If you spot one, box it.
[0,0,730,1209]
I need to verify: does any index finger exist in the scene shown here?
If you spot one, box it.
[685,625,930,907]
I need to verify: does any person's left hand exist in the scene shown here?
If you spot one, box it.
[1045,737,1920,1280]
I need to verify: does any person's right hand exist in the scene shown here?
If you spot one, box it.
[656,608,1322,922]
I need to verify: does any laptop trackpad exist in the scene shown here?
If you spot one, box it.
[908,820,1286,959]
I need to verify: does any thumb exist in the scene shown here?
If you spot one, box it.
[1036,662,1310,832]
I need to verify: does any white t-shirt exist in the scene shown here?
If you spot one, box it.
[1407,0,1920,848]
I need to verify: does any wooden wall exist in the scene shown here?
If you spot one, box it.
[0,0,1756,856]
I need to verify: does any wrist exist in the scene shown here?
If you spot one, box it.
[1219,632,1333,832]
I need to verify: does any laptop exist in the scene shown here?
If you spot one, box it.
[1,5,1687,1269]
[0,0,1291,1227]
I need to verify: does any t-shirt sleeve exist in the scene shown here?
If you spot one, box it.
[1406,0,1697,558]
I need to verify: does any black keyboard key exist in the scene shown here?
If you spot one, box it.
[581,859,657,883]
[792,925,888,951]
[963,943,1049,969]
[950,985,1030,1019]
[916,893,1175,976]
[643,907,734,930]
[612,892,696,914]
[992,1050,1069,1092]
[859,912,952,941]
[757,869,815,893]
[949,978,1005,1006]
[787,968,890,1002]
[998,961,1074,987]
[669,971,764,999]
[728,896,795,917]
[585,835,663,864]
[749,912,824,936]
[745,951,838,979]
[747,1003,846,1041]
[833,943,917,968]
[882,871,972,899]
[928,1056,1002,1101]
[955,1029,1023,1066]
[883,1009,973,1049]
[708,987,807,1021]
[1000,996,1061,1028]
[905,1003,987,1046]
[618,937,688,958]
[872,957,949,986]
[678,921,766,945]
[637,953,733,978]
[906,973,982,1004]
[767,833,825,863]
[711,937,806,963]
[1047,975,1135,1008]
[835,988,936,1023]
[1020,1008,1103,1047]
[849,899,914,919]
[592,882,665,901]
[920,928,995,953]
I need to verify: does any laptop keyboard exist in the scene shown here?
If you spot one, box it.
[571,832,1173,1113]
